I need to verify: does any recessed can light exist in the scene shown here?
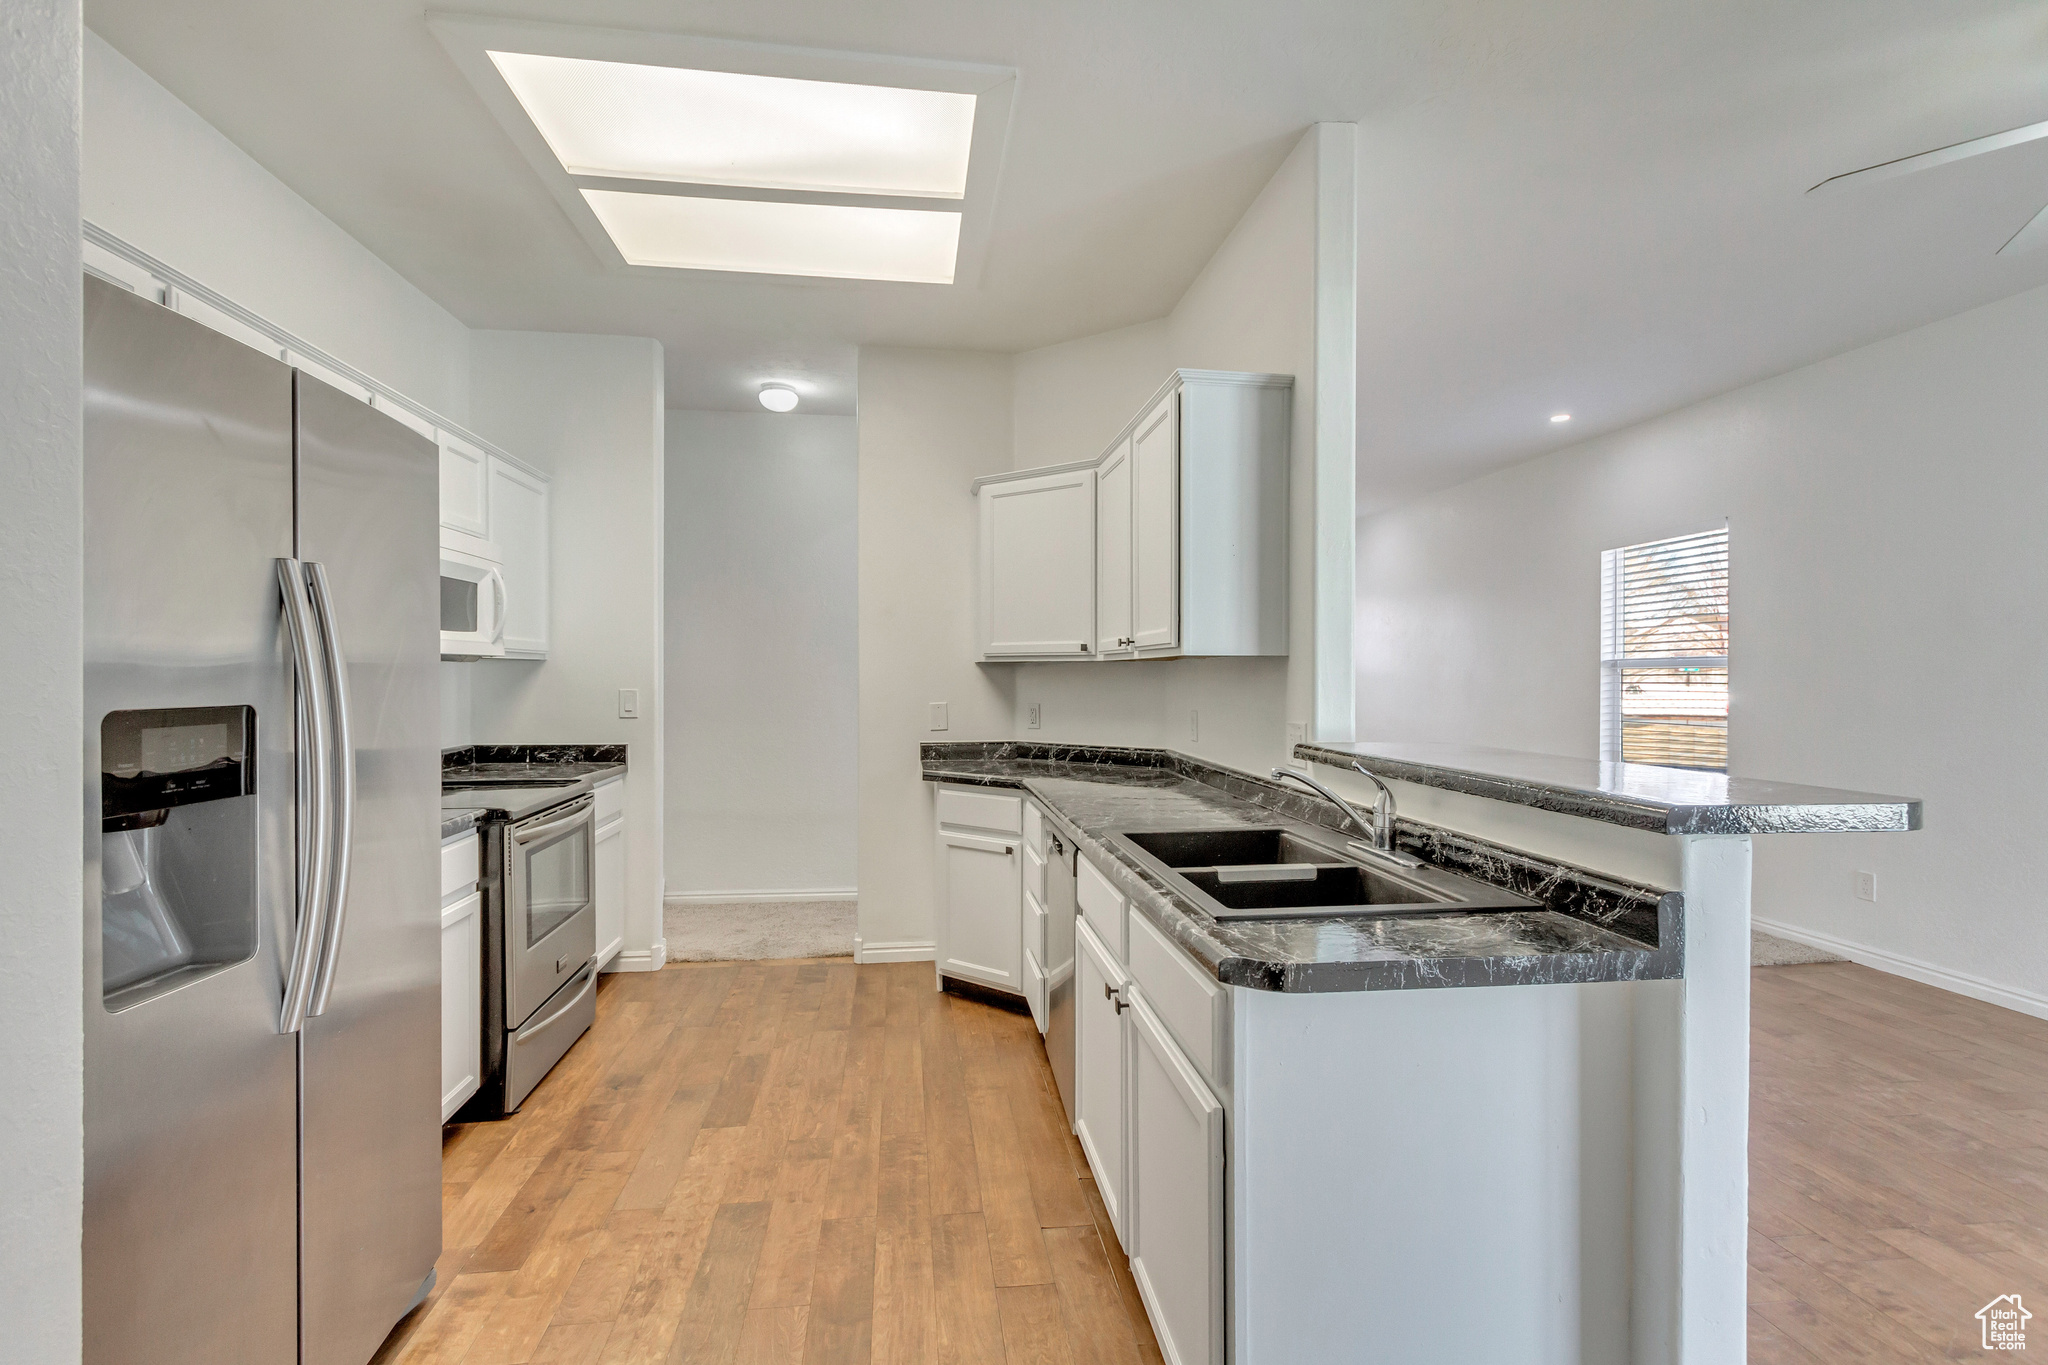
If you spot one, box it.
[759,384,799,412]
[1550,413,1572,423]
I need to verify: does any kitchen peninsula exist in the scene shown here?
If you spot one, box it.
[922,740,1918,1365]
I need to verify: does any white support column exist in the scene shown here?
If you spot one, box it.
[1311,121,1357,741]
[1676,834,1754,1363]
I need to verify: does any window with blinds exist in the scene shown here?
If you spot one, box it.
[1600,527,1728,771]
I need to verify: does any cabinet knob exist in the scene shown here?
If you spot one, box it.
[1104,982,1130,1013]
[1005,845,1015,856]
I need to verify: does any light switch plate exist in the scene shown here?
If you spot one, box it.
[617,688,639,719]
[928,702,949,732]
[1285,721,1308,770]
[1189,709,1200,743]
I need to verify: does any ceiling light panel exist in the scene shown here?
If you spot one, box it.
[489,51,976,197]
[581,190,961,283]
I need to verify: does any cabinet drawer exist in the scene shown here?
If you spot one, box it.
[440,832,480,900]
[1077,854,1127,962]
[1024,800,1046,857]
[1022,840,1046,905]
[1024,886,1048,963]
[1129,909,1226,1090]
[937,786,1022,835]
[1023,948,1048,1034]
[595,775,626,823]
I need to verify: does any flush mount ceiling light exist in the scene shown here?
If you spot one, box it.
[758,384,799,412]
[1551,413,1572,423]
[1810,115,2048,255]
[431,15,1017,285]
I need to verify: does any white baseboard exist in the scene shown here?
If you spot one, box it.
[607,941,668,973]
[854,936,935,965]
[1753,915,2048,1022]
[664,889,858,906]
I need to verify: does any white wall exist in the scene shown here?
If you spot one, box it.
[1354,279,2048,1014]
[665,410,857,898]
[856,350,1017,956]
[854,124,1354,954]
[465,333,668,967]
[0,3,83,1356]
[82,30,471,423]
[1003,126,1328,779]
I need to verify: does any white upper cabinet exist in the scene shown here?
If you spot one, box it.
[1130,392,1180,652]
[438,434,550,662]
[1096,440,1134,657]
[438,434,491,548]
[489,456,551,658]
[977,370,1290,664]
[977,465,1097,660]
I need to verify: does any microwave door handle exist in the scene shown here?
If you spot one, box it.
[276,558,332,1035]
[304,561,355,1017]
[488,566,507,646]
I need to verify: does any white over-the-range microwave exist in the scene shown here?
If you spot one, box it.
[441,547,506,659]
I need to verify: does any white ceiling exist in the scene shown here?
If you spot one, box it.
[86,0,2048,507]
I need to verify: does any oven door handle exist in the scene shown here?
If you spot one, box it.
[517,961,597,1040]
[512,796,594,845]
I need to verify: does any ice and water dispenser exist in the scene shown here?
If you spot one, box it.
[99,705,259,1009]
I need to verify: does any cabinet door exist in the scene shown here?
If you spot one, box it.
[490,456,551,657]
[982,467,1096,658]
[1128,997,1224,1365]
[594,814,625,970]
[439,433,489,542]
[1075,916,1130,1244]
[1096,440,1134,655]
[440,890,482,1122]
[1131,393,1179,651]
[937,827,1021,993]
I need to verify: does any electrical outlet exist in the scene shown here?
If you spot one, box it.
[928,702,949,732]
[1189,709,1200,743]
[1285,721,1308,770]
[1854,871,1877,902]
[1027,702,1042,730]
[617,688,639,719]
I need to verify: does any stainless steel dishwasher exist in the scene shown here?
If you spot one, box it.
[1043,830,1080,1121]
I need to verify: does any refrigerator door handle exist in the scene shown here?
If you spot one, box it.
[277,557,332,1035]
[304,560,356,1017]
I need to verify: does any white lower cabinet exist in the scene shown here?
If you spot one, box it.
[937,827,1023,992]
[594,774,626,970]
[1128,995,1226,1365]
[440,832,482,1123]
[1074,914,1131,1244]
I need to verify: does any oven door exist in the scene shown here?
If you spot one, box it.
[441,546,505,660]
[504,794,596,1029]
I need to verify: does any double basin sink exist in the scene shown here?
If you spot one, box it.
[1107,826,1541,922]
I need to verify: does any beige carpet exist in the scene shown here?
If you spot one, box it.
[662,898,856,962]
[1752,928,1846,966]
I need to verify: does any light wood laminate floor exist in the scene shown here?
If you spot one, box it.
[378,955,2048,1363]
[373,959,1162,1365]
[1750,961,2048,1361]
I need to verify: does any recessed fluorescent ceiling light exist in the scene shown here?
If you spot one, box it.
[488,51,976,197]
[582,190,961,282]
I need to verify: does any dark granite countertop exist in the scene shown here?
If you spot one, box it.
[1296,739,1920,836]
[922,743,1681,994]
[441,808,483,840]
[441,743,627,788]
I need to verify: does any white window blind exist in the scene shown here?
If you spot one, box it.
[1600,527,1728,771]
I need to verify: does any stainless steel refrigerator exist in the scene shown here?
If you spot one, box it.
[83,273,442,1365]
